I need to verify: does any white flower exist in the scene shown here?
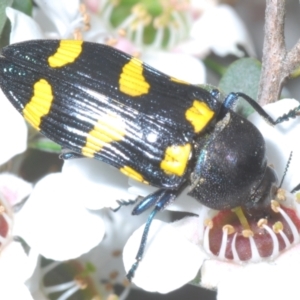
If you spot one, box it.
[6,7,44,42]
[0,174,36,300]
[122,99,300,296]
[123,217,206,293]
[0,173,32,206]
[142,51,206,84]
[0,243,36,300]
[26,206,152,299]
[12,158,140,263]
[175,4,255,57]
[62,159,138,211]
[14,172,106,261]
[87,0,254,58]
[203,99,300,300]
[79,205,153,285]
[33,0,83,38]
[0,90,27,165]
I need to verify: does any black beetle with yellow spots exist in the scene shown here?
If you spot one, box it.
[0,40,299,280]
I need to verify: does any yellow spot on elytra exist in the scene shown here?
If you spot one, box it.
[81,113,126,157]
[119,58,150,96]
[170,77,189,84]
[23,79,53,130]
[185,100,214,133]
[48,40,83,68]
[120,166,148,184]
[160,143,191,176]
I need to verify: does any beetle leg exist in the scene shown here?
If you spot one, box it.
[111,199,137,212]
[59,148,84,160]
[127,188,182,281]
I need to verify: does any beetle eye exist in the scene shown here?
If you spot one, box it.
[248,166,278,209]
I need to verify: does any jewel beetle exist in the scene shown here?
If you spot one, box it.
[0,40,299,280]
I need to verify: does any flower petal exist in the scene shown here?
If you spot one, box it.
[201,259,240,290]
[6,7,44,43]
[14,173,105,260]
[79,206,150,284]
[217,261,299,300]
[128,179,202,214]
[1,283,34,300]
[143,51,206,84]
[0,242,34,283]
[202,242,300,300]
[0,173,32,206]
[123,219,205,293]
[62,159,137,210]
[183,5,255,57]
[0,90,27,165]
[34,0,81,37]
[248,99,300,191]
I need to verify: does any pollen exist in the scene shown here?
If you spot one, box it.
[273,221,284,233]
[74,276,88,290]
[242,229,254,238]
[204,219,213,229]
[271,200,280,213]
[223,224,235,235]
[276,188,286,201]
[257,218,268,227]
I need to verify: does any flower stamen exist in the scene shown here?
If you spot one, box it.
[218,225,234,259]
[248,235,260,260]
[276,188,286,201]
[203,219,213,254]
[231,233,239,261]
[257,218,268,227]
[242,229,254,238]
[203,192,300,263]
[276,206,299,243]
[271,200,280,213]
[261,224,279,257]
[273,221,291,247]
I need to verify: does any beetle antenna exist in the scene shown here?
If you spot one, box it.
[279,151,293,189]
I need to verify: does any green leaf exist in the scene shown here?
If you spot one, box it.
[204,57,227,77]
[0,0,13,41]
[219,58,261,117]
[290,65,300,79]
[0,19,11,48]
[29,137,61,153]
[0,0,32,47]
[12,0,32,16]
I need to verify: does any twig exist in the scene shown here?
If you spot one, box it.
[258,0,300,105]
